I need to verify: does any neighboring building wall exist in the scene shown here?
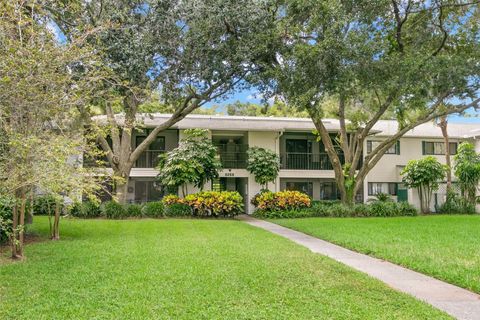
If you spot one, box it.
[364,137,462,210]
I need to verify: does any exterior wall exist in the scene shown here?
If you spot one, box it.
[122,125,474,214]
[364,137,462,210]
[246,131,281,213]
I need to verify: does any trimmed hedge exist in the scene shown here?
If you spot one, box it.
[254,201,418,219]
[164,203,192,217]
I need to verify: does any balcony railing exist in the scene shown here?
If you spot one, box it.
[215,144,248,169]
[134,150,165,168]
[280,152,345,170]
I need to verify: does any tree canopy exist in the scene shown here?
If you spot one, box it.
[258,0,480,204]
[156,129,221,196]
[246,147,281,189]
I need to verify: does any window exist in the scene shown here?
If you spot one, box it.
[368,182,398,196]
[366,140,400,155]
[285,181,313,197]
[422,141,457,155]
[136,135,165,151]
[319,181,339,200]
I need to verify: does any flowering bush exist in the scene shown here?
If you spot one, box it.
[183,191,243,217]
[254,190,311,211]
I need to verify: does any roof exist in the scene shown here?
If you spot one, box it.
[93,113,480,139]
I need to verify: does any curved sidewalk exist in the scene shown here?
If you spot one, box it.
[239,215,480,320]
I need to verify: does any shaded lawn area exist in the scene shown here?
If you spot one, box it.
[0,217,449,319]
[274,215,480,294]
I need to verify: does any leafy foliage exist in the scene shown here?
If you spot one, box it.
[126,204,143,218]
[162,194,182,206]
[367,192,393,203]
[246,147,280,189]
[142,202,165,218]
[255,201,417,219]
[102,201,127,220]
[253,190,311,212]
[69,201,102,219]
[0,196,15,243]
[454,142,480,206]
[256,0,480,204]
[401,156,446,213]
[34,195,61,216]
[164,203,192,217]
[183,191,244,217]
[437,189,476,214]
[157,129,221,194]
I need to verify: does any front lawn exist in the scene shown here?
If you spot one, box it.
[0,217,449,319]
[274,215,480,294]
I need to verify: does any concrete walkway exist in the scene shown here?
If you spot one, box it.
[239,215,480,320]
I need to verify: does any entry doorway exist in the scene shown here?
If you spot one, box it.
[397,183,408,202]
[212,177,248,212]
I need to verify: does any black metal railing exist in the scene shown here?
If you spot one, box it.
[134,150,165,168]
[280,152,345,170]
[215,144,248,169]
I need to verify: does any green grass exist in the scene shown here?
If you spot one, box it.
[0,217,449,319]
[274,215,480,294]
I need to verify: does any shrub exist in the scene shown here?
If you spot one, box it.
[263,201,417,218]
[142,201,164,218]
[311,200,341,207]
[69,201,102,218]
[102,201,126,219]
[254,209,312,219]
[326,203,355,217]
[367,192,393,202]
[183,191,243,217]
[0,196,14,244]
[164,203,191,217]
[250,189,271,207]
[437,190,476,214]
[34,195,60,215]
[367,202,398,217]
[162,194,182,206]
[126,204,143,217]
[254,190,311,211]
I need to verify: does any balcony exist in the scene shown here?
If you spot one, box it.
[216,144,248,169]
[280,152,344,170]
[134,150,165,168]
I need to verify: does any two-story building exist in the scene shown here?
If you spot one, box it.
[97,114,480,213]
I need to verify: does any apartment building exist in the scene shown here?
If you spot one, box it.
[96,114,480,213]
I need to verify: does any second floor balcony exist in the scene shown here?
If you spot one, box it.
[134,150,165,168]
[216,144,248,169]
[280,152,345,170]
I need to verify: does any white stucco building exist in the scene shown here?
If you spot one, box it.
[94,114,480,213]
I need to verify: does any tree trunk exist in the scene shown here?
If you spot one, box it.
[115,179,129,204]
[10,204,19,259]
[17,191,26,257]
[438,117,451,190]
[52,201,61,240]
